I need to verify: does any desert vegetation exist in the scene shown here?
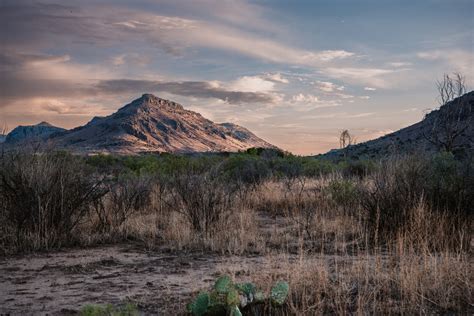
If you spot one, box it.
[0,146,472,315]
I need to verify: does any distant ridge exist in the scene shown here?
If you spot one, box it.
[322,91,474,159]
[4,94,275,154]
[5,122,65,144]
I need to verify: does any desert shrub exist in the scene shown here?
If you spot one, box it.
[324,178,359,214]
[93,175,152,234]
[359,154,472,249]
[166,169,236,238]
[301,158,336,177]
[219,155,271,191]
[271,156,303,178]
[339,159,375,178]
[0,150,107,253]
[359,155,429,244]
[427,151,474,216]
[86,154,120,173]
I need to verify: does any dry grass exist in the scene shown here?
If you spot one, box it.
[100,178,472,314]
[1,152,472,314]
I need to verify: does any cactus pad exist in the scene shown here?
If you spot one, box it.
[270,281,289,305]
[226,288,240,306]
[214,275,233,294]
[187,292,210,316]
[230,306,242,316]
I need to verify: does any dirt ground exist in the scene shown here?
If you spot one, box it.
[1,242,315,315]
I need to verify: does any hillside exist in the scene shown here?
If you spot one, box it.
[4,122,65,144]
[45,94,275,154]
[322,91,474,159]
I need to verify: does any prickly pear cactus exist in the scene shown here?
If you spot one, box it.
[214,275,232,294]
[235,282,256,297]
[230,305,242,316]
[270,281,289,305]
[187,275,289,315]
[187,292,210,316]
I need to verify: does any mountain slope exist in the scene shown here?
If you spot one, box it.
[51,94,275,154]
[322,91,474,159]
[5,122,65,144]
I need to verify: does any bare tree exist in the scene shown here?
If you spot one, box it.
[339,129,355,158]
[339,129,352,149]
[423,73,471,152]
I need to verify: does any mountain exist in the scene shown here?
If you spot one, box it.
[49,94,275,154]
[5,122,66,144]
[322,91,474,160]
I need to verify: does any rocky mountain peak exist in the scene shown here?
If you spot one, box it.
[122,94,184,112]
[34,94,276,154]
[36,121,54,127]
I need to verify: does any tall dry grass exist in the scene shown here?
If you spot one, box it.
[0,150,472,314]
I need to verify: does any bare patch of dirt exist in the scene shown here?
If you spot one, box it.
[0,243,295,315]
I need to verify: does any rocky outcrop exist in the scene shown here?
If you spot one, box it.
[49,94,275,154]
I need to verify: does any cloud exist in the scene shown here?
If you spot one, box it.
[287,94,342,110]
[348,112,374,118]
[111,54,151,67]
[305,112,375,119]
[95,79,278,104]
[264,73,289,84]
[388,62,412,67]
[228,76,275,92]
[417,49,473,74]
[314,81,345,92]
[322,67,397,87]
[0,51,114,104]
[0,1,356,68]
[364,87,377,91]
[359,96,370,99]
[3,97,110,117]
[113,17,195,30]
[0,49,280,107]
[291,94,319,103]
[314,50,354,61]
[178,24,355,66]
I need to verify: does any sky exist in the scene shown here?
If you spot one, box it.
[0,0,473,155]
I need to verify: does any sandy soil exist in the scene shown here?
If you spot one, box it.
[0,243,298,315]
[0,214,362,315]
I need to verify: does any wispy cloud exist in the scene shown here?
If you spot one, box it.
[322,67,398,88]
[95,79,278,104]
[417,49,474,74]
[314,81,345,92]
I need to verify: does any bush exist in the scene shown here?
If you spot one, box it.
[359,155,427,243]
[166,169,235,238]
[359,154,472,249]
[324,178,359,214]
[94,175,152,234]
[0,150,107,253]
[219,155,271,189]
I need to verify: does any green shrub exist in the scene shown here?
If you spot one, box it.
[80,303,138,316]
[325,178,359,213]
